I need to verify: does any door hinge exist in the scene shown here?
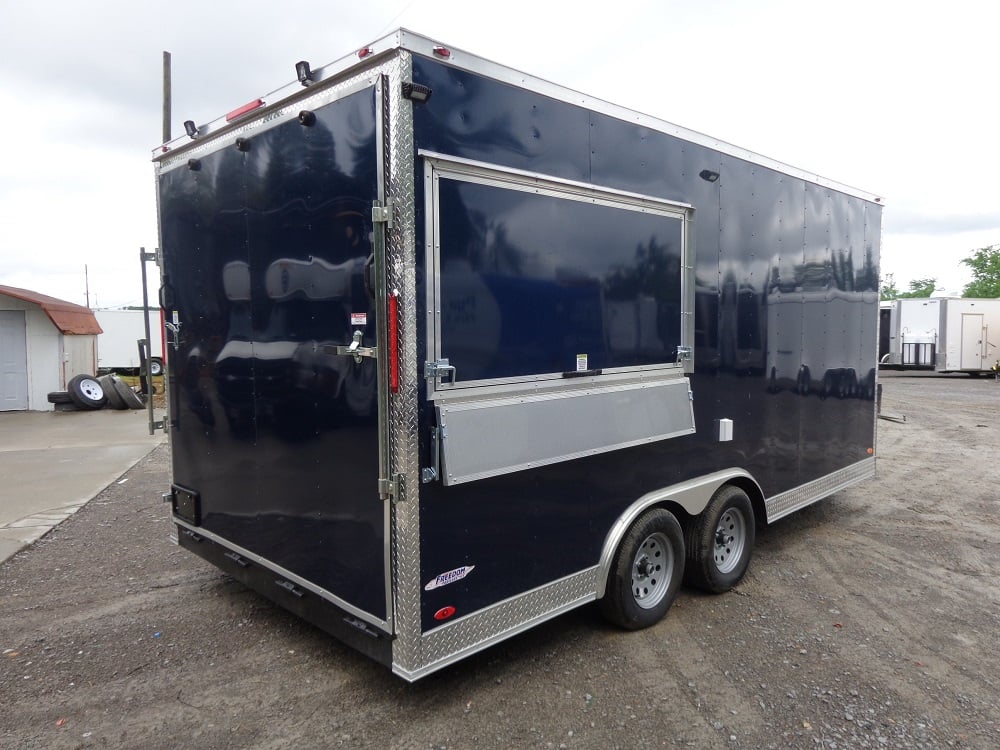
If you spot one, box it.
[372,200,393,228]
[379,473,404,502]
[422,422,445,483]
[140,247,160,267]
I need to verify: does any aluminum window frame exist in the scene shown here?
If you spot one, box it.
[421,151,695,401]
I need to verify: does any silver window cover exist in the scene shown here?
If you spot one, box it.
[436,374,695,485]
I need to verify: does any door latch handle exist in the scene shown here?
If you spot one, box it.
[424,358,457,385]
[348,330,363,353]
[164,321,182,351]
[323,330,377,363]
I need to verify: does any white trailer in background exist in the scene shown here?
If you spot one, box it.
[936,298,1000,375]
[879,298,941,369]
[94,309,164,375]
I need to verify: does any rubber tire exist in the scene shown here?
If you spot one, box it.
[146,358,164,377]
[67,374,107,411]
[47,391,73,404]
[600,508,685,630]
[99,375,127,410]
[113,377,145,409]
[684,485,756,594]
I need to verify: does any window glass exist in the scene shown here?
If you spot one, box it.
[437,178,684,382]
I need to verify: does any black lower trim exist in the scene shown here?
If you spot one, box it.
[177,526,393,666]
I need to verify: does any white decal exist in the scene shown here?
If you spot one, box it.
[425,565,476,591]
[576,353,588,372]
[351,312,368,326]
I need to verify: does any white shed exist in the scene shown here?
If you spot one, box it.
[0,285,102,411]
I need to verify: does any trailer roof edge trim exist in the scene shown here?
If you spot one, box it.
[153,28,882,206]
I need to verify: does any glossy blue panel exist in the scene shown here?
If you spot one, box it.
[412,55,879,631]
[412,62,591,182]
[160,87,385,618]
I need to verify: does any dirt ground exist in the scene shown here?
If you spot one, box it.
[1,371,997,749]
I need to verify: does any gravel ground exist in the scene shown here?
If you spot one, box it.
[1,371,998,749]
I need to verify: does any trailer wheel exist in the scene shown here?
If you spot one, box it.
[67,374,107,411]
[600,508,684,630]
[112,377,145,409]
[684,485,755,594]
[99,375,127,410]
[148,358,164,377]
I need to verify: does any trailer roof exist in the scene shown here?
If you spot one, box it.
[153,28,882,205]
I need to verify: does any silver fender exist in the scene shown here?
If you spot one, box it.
[595,469,761,599]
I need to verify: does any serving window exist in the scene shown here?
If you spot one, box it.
[424,154,694,391]
[422,154,696,485]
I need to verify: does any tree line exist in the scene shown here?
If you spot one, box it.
[881,244,1000,300]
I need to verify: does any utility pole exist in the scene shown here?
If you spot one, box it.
[84,264,90,308]
[162,51,171,143]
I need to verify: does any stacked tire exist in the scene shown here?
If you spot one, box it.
[47,373,145,411]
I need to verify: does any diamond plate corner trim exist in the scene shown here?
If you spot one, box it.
[765,457,875,522]
[381,51,425,673]
[395,567,600,681]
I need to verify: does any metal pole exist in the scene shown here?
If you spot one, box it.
[162,51,171,144]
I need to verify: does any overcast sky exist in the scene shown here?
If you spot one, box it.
[1,0,996,307]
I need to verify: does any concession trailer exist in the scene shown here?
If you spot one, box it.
[934,297,1000,375]
[152,29,882,680]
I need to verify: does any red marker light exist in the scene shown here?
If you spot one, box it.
[358,46,373,59]
[432,46,451,59]
[226,98,264,122]
[388,292,400,394]
[434,606,456,621]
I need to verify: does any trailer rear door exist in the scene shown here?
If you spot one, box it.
[159,78,392,629]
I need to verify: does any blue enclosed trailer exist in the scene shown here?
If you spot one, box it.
[153,29,881,681]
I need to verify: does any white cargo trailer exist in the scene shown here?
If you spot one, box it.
[878,298,941,369]
[94,309,165,375]
[936,298,1000,374]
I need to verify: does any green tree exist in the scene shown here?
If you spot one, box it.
[880,273,899,301]
[961,244,1000,298]
[899,278,937,298]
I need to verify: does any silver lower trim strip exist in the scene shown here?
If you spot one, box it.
[396,459,876,679]
[765,457,875,522]
[393,567,599,682]
[173,517,390,632]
